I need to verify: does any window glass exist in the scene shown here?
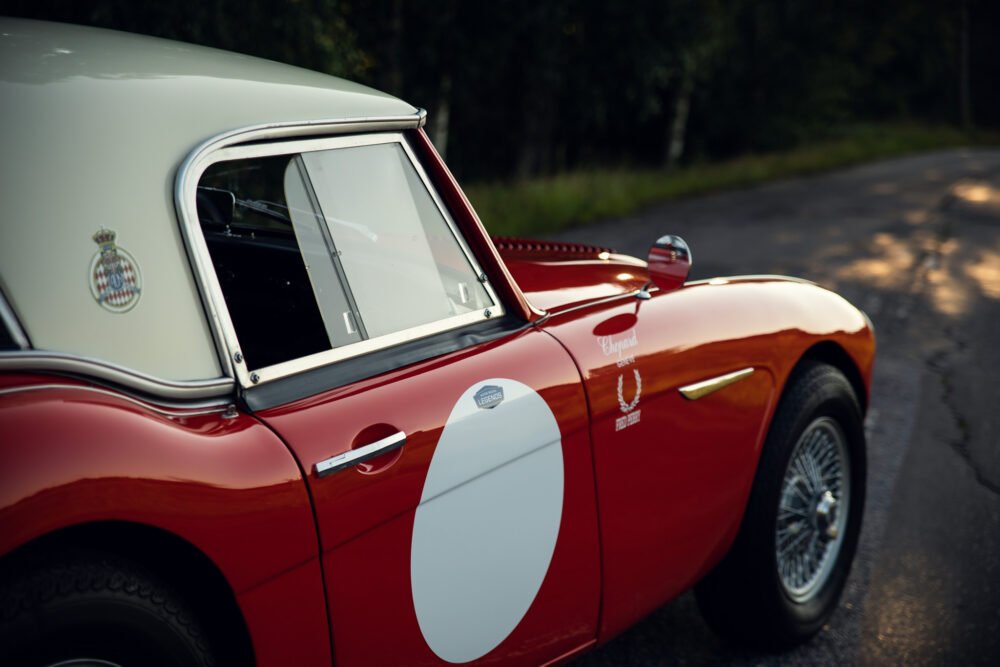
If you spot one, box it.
[198,156,332,370]
[301,143,492,338]
[284,157,364,348]
[195,138,494,373]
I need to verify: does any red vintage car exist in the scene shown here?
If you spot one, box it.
[0,19,874,667]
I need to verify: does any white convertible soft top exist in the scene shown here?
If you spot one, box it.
[0,19,420,388]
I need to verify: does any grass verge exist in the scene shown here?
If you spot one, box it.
[465,123,999,237]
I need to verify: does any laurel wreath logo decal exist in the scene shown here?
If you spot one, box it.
[617,369,641,413]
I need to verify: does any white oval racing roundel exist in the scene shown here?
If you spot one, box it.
[411,379,564,663]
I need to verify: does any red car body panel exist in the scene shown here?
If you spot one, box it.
[0,123,875,666]
[0,375,332,664]
[502,254,649,313]
[236,559,332,667]
[533,278,873,639]
[256,328,602,665]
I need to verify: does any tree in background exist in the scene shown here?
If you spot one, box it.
[4,0,997,181]
[3,0,368,79]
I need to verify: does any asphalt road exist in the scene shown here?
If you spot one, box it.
[549,149,1000,666]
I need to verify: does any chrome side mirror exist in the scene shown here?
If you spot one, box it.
[642,235,692,296]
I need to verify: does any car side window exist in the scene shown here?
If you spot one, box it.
[195,136,495,376]
[300,143,490,338]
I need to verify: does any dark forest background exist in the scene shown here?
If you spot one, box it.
[4,1,999,183]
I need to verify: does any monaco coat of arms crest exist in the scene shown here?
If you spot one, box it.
[89,228,142,312]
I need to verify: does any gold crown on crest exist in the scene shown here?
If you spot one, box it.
[92,228,117,248]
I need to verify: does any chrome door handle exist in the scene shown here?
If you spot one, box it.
[314,431,406,477]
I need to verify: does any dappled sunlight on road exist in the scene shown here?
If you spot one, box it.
[964,248,1000,300]
[832,229,1000,317]
[832,175,1000,318]
[836,232,916,290]
[953,182,1000,205]
[925,239,973,316]
[903,209,930,225]
[927,275,972,316]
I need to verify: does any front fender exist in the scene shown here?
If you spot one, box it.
[539,275,874,639]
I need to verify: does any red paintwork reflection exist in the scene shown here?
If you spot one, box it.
[503,254,649,312]
[236,558,332,667]
[540,276,874,641]
[0,376,330,665]
[258,328,602,666]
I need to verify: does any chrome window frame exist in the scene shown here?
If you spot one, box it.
[0,351,235,400]
[0,286,30,350]
[176,118,504,389]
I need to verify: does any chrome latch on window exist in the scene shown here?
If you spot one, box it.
[343,311,358,335]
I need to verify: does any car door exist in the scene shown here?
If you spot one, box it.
[185,132,601,666]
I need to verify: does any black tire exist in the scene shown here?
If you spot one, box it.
[695,362,866,648]
[0,548,217,667]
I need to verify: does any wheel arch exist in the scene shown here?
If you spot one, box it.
[0,519,255,665]
[794,340,869,414]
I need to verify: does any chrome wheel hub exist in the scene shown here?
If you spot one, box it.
[815,489,839,539]
[776,417,851,603]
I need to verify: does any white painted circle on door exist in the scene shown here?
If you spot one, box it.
[411,378,564,663]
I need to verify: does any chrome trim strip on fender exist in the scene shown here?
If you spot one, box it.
[315,430,407,477]
[0,351,235,400]
[0,383,234,417]
[545,289,651,318]
[685,275,817,287]
[679,367,755,400]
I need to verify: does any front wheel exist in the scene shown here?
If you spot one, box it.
[695,362,866,648]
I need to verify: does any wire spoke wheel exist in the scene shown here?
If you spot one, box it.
[695,363,866,648]
[775,416,850,603]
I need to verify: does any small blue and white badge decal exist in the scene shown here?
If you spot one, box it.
[89,228,141,313]
[412,379,564,663]
[473,384,504,410]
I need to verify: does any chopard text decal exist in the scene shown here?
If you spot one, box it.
[598,329,638,368]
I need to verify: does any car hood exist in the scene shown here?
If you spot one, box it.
[493,237,650,313]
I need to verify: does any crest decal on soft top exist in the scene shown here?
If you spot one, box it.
[89,228,142,313]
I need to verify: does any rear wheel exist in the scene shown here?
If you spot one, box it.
[0,549,217,667]
[695,362,866,648]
